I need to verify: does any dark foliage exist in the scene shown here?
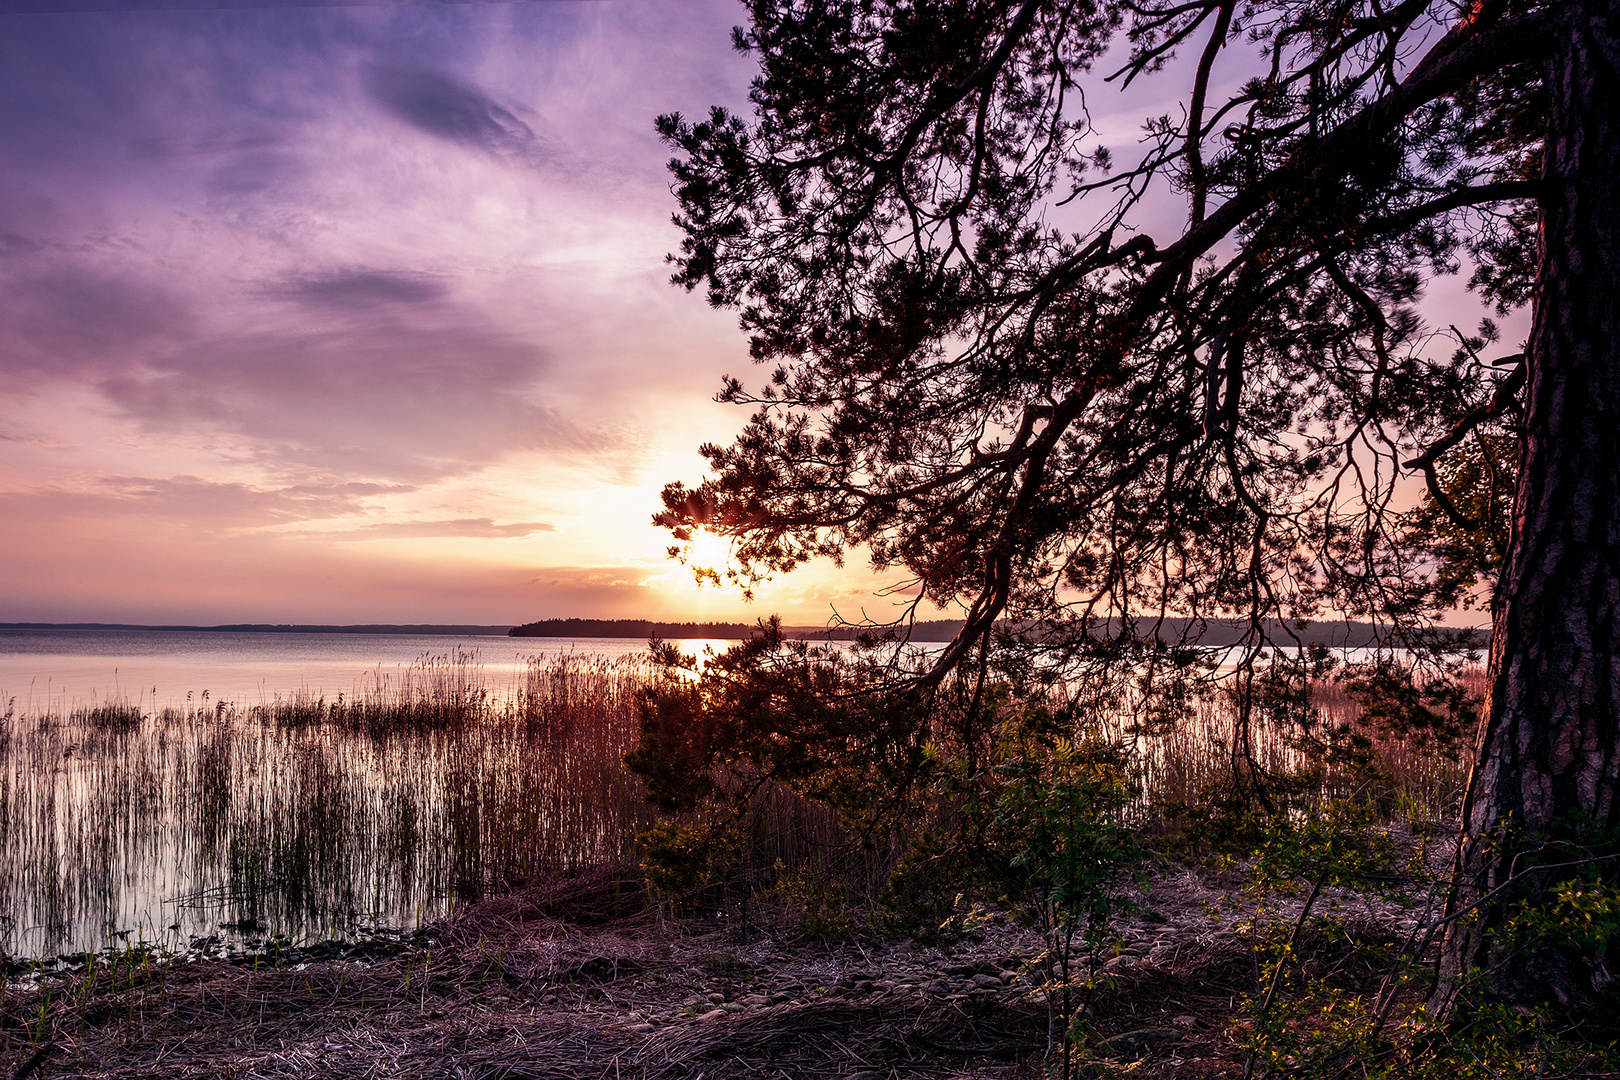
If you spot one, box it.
[641,0,1620,1020]
[655,0,1543,687]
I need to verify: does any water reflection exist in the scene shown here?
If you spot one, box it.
[0,652,661,959]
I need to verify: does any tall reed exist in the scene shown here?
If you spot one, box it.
[0,651,1476,960]
[0,653,668,958]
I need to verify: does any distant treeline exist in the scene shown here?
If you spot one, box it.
[1113,617,1485,649]
[507,618,969,641]
[509,617,1484,648]
[509,619,755,639]
[1,623,514,636]
[5,618,1484,648]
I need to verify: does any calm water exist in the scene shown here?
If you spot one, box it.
[0,630,752,963]
[0,628,743,713]
[0,630,1452,963]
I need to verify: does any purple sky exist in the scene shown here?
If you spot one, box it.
[0,1,1515,627]
[0,0,903,625]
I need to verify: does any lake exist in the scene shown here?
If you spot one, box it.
[0,627,1440,965]
[0,629,766,965]
[0,628,744,713]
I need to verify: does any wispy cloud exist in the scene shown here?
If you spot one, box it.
[0,268,193,379]
[318,517,553,539]
[0,1,873,624]
[261,268,449,307]
[0,475,415,525]
[363,63,544,165]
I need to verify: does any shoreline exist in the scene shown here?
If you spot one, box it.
[0,864,1275,1079]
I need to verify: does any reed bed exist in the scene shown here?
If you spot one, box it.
[1093,669,1481,829]
[0,653,689,960]
[0,649,1476,964]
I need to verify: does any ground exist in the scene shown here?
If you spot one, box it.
[0,856,1458,1080]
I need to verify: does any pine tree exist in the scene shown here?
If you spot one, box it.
[655,0,1618,1010]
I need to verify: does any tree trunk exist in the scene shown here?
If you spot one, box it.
[1433,0,1620,1014]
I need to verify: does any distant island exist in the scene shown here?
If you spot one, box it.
[507,618,968,641]
[506,617,1484,648]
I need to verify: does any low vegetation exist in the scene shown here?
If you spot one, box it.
[1,642,1614,1078]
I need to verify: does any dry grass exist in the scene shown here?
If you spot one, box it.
[0,652,1479,963]
[4,854,1500,1080]
[0,867,1057,1079]
[0,648,1495,1080]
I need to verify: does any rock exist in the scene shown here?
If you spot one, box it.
[739,994,769,1008]
[540,995,558,1005]
[626,1023,655,1035]
[698,1008,727,1022]
[722,1002,745,1013]
[853,980,874,994]
[1100,954,1137,973]
[706,992,726,1004]
[998,969,1021,983]
[971,973,1003,988]
[1095,1028,1181,1059]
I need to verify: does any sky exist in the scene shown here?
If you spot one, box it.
[0,0,915,626]
[0,0,1511,628]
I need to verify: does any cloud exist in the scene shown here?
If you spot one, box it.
[0,476,414,526]
[0,268,192,379]
[362,63,543,163]
[0,1,812,626]
[263,269,449,308]
[0,230,40,256]
[204,148,304,196]
[92,323,631,481]
[321,517,554,539]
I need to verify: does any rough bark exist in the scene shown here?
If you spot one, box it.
[1434,0,1620,1013]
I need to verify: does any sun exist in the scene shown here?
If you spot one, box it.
[682,529,733,573]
